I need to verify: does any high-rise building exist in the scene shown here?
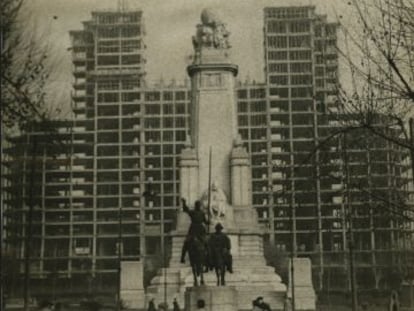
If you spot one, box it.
[2,6,413,301]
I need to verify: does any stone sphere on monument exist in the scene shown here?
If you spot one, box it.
[200,8,222,25]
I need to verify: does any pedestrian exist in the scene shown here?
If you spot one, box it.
[196,299,206,310]
[252,296,271,311]
[173,298,180,311]
[148,298,156,311]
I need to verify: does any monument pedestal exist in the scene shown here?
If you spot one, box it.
[120,261,145,309]
[288,258,316,311]
[147,228,287,310]
[185,286,237,311]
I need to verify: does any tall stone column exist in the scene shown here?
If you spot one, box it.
[187,50,238,199]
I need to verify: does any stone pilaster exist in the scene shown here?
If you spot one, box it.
[230,144,251,206]
[177,146,199,233]
[230,144,259,231]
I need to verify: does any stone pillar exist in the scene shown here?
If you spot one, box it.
[177,146,199,233]
[120,261,145,309]
[184,286,238,311]
[230,144,252,207]
[230,142,258,231]
[288,258,316,311]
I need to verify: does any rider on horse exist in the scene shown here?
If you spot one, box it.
[180,198,209,263]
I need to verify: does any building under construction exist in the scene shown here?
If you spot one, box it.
[2,6,413,301]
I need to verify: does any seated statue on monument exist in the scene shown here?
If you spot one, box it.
[200,181,227,222]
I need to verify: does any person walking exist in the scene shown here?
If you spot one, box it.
[147,298,156,311]
[172,298,180,311]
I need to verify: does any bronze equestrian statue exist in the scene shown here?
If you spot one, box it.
[180,198,209,286]
[180,198,233,286]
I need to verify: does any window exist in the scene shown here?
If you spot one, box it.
[267,21,286,33]
[175,117,186,127]
[175,91,186,100]
[121,55,141,65]
[250,115,267,126]
[97,93,119,103]
[291,87,311,98]
[97,41,119,53]
[122,92,140,102]
[250,101,266,112]
[290,63,312,73]
[289,36,310,48]
[238,116,248,126]
[250,89,266,98]
[267,36,287,48]
[291,75,312,85]
[269,63,288,73]
[122,80,139,90]
[97,55,119,66]
[121,40,141,52]
[144,117,160,128]
[238,101,248,113]
[98,81,118,90]
[145,92,160,101]
[315,67,325,76]
[163,104,173,114]
[326,25,337,36]
[98,28,118,38]
[268,51,288,60]
[121,26,140,37]
[316,55,324,64]
[269,75,288,85]
[98,15,118,24]
[289,21,310,33]
[175,103,186,114]
[290,51,311,60]
[163,92,173,101]
[145,104,160,114]
[314,26,322,37]
[163,118,174,128]
[237,90,247,99]
[269,88,288,98]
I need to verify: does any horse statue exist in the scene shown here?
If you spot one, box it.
[207,223,232,286]
[185,235,208,286]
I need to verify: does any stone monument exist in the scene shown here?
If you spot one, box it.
[146,9,287,310]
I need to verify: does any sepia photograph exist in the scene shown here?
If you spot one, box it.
[1,0,413,310]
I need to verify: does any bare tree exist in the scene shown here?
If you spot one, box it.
[334,0,413,151]
[1,0,62,130]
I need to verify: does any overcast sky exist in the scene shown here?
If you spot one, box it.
[24,0,350,116]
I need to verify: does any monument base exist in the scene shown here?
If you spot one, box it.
[120,261,145,309]
[120,289,145,309]
[288,258,316,311]
[185,286,237,311]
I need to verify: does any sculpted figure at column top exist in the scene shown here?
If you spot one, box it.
[192,8,231,50]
